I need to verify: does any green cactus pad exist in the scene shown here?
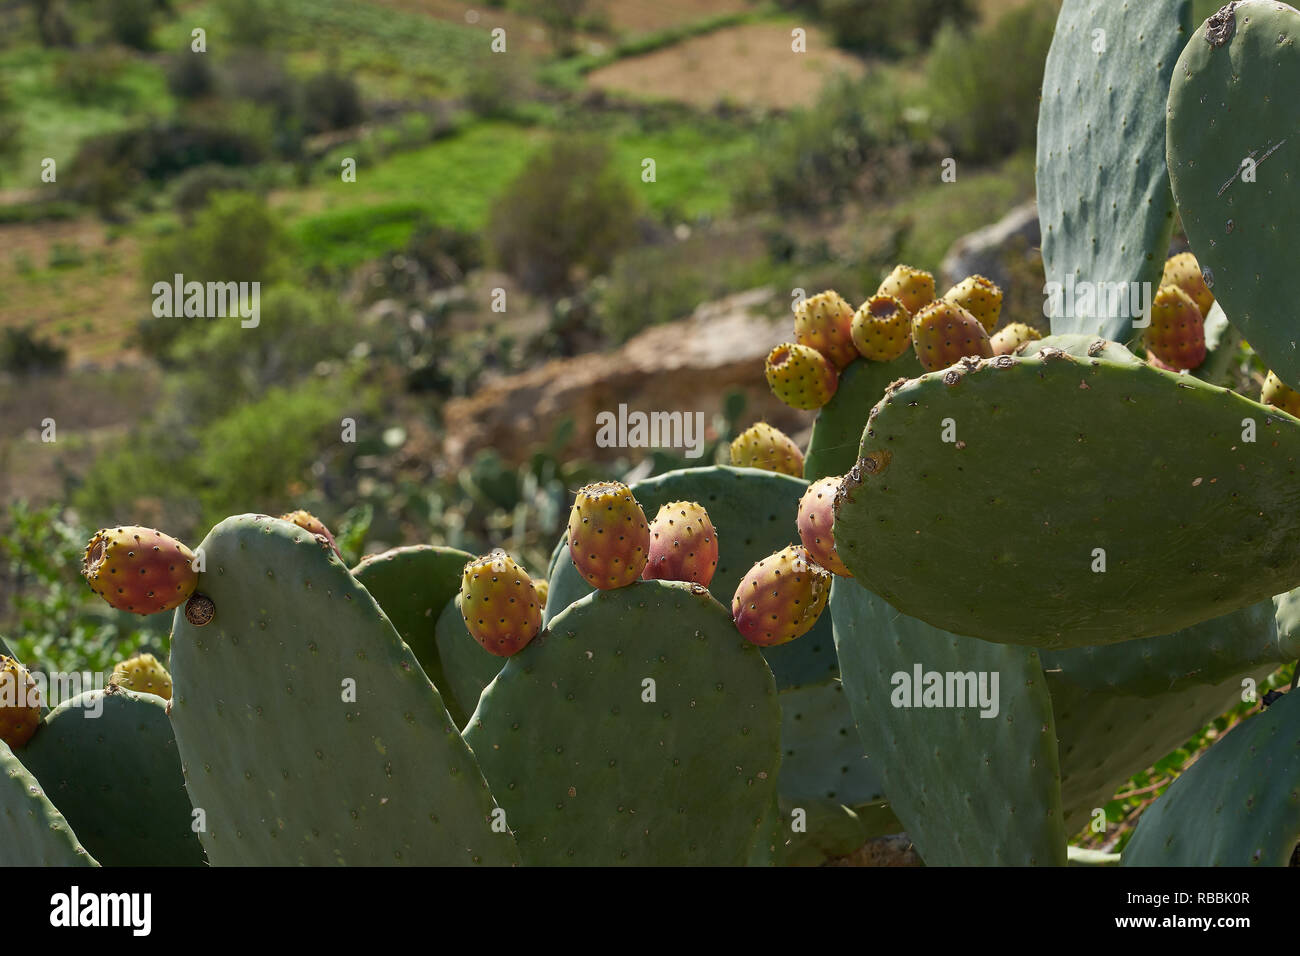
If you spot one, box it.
[1037,0,1190,340]
[17,687,205,866]
[834,349,1300,647]
[1167,0,1300,388]
[830,579,1067,866]
[544,466,838,691]
[433,595,509,727]
[465,579,781,865]
[748,791,784,865]
[0,740,97,866]
[1192,302,1240,386]
[1122,687,1300,866]
[352,544,474,725]
[168,514,518,866]
[804,354,923,482]
[777,680,886,809]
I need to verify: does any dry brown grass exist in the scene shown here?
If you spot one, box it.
[0,219,146,365]
[585,21,865,110]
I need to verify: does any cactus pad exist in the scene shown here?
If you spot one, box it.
[804,352,923,482]
[168,515,517,866]
[464,580,781,865]
[18,687,206,866]
[351,544,473,724]
[830,579,1066,866]
[1,739,97,866]
[1037,0,1190,339]
[834,349,1300,646]
[1122,686,1300,866]
[1167,0,1300,388]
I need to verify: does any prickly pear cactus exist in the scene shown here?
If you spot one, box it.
[1043,595,1290,832]
[464,580,781,865]
[18,687,206,866]
[1,739,98,866]
[1122,685,1300,866]
[803,352,922,481]
[433,595,511,727]
[1037,0,1191,340]
[833,348,1300,646]
[168,515,518,866]
[830,579,1067,866]
[1167,0,1300,388]
[351,544,473,724]
[544,466,839,691]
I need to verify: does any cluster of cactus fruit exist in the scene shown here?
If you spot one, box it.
[3,1,1300,868]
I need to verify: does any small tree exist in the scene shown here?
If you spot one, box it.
[487,137,639,297]
[538,0,587,56]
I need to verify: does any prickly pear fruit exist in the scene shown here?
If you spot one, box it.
[765,343,838,410]
[796,477,851,577]
[1145,285,1206,371]
[794,290,858,369]
[1262,371,1300,418]
[280,510,340,557]
[731,545,831,646]
[110,652,173,700]
[729,423,804,478]
[1146,349,1183,372]
[0,656,41,749]
[533,578,549,607]
[850,294,911,362]
[1160,252,1214,317]
[459,550,542,657]
[910,300,993,372]
[567,481,650,589]
[643,501,719,587]
[990,322,1042,356]
[876,264,935,316]
[943,275,1002,332]
[82,527,198,615]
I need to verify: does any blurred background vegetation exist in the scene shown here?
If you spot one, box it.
[0,0,1266,854]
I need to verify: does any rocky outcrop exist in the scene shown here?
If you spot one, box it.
[441,288,813,468]
[939,200,1040,292]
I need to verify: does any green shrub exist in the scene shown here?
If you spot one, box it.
[101,0,155,50]
[487,137,640,295]
[52,48,127,104]
[165,51,215,100]
[220,0,278,49]
[818,0,976,55]
[738,73,926,212]
[171,164,254,218]
[924,0,1057,162]
[301,70,364,134]
[0,325,67,373]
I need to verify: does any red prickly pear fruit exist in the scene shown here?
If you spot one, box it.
[765,342,838,410]
[1146,350,1183,372]
[876,264,935,316]
[851,294,912,362]
[943,275,1003,333]
[1145,285,1206,371]
[1261,371,1300,418]
[280,509,340,557]
[459,551,542,657]
[567,481,650,589]
[990,322,1042,356]
[731,545,831,646]
[729,422,804,478]
[0,655,42,749]
[82,527,198,615]
[911,300,993,372]
[794,290,858,369]
[796,477,852,577]
[1161,252,1215,317]
[643,500,719,587]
